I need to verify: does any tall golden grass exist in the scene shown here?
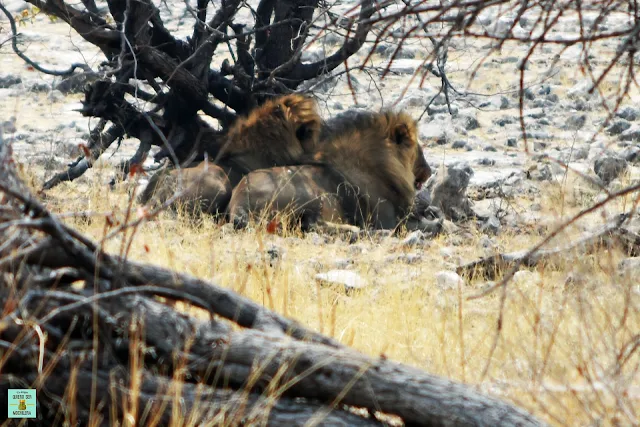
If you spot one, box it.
[21,159,637,427]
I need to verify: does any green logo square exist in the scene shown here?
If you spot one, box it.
[7,389,36,419]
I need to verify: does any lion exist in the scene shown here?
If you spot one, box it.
[137,158,232,217]
[227,109,441,234]
[139,94,323,216]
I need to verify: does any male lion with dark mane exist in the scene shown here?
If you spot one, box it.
[227,109,440,234]
[138,94,322,216]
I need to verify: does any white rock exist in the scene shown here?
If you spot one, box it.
[401,230,424,247]
[513,270,541,284]
[567,79,594,99]
[439,246,456,259]
[315,270,368,290]
[435,270,464,290]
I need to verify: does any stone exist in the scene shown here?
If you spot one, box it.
[429,162,477,221]
[457,115,480,131]
[301,49,323,63]
[501,56,519,64]
[436,136,449,146]
[0,74,22,88]
[477,158,496,166]
[480,215,501,235]
[323,33,343,45]
[606,119,631,136]
[432,94,448,106]
[573,99,589,111]
[571,146,589,161]
[526,131,552,140]
[594,156,627,185]
[526,163,553,181]
[435,271,464,290]
[30,82,50,92]
[315,270,368,290]
[567,79,593,99]
[621,145,640,163]
[564,114,586,130]
[1,117,17,134]
[452,140,467,149]
[506,137,517,147]
[538,85,551,95]
[374,43,393,56]
[533,141,547,151]
[401,230,424,247]
[388,59,419,75]
[620,128,640,142]
[414,186,432,212]
[616,106,639,122]
[397,93,431,109]
[523,88,535,100]
[483,145,498,152]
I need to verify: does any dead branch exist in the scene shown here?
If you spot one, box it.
[458,213,640,280]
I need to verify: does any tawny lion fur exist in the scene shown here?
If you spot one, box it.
[227,109,437,232]
[139,160,232,217]
[139,94,322,216]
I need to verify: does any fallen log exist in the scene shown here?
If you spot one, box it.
[457,214,640,280]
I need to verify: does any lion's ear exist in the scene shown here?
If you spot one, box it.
[393,123,411,145]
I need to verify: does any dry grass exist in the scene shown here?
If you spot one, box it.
[20,158,639,427]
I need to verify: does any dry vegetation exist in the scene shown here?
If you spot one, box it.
[3,0,640,424]
[20,155,638,426]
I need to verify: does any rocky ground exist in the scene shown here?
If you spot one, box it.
[1,0,639,230]
[1,1,640,425]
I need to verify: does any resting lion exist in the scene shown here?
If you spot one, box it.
[227,110,441,234]
[138,93,322,216]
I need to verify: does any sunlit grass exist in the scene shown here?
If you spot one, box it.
[17,159,637,426]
